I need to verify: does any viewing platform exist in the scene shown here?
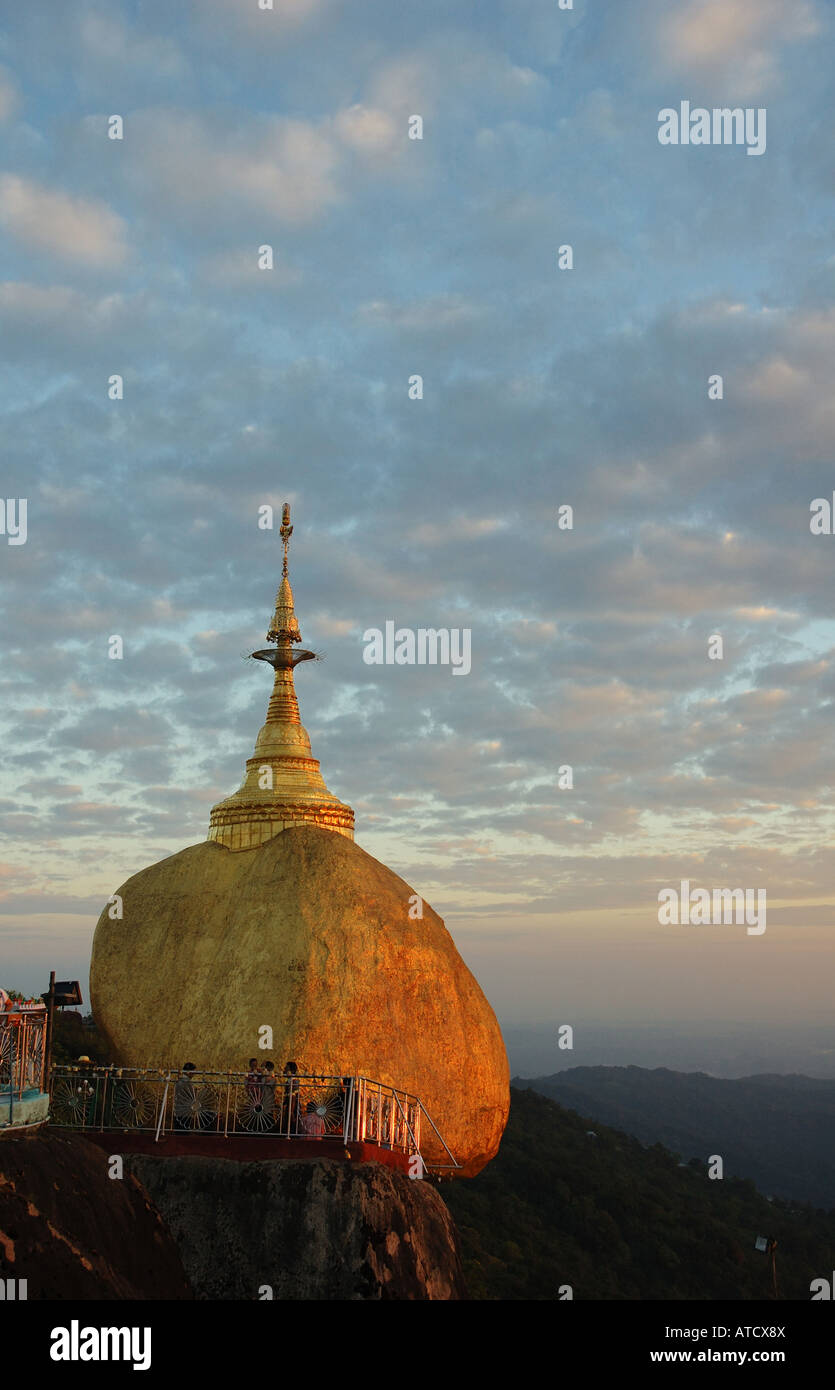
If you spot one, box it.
[48,1067,459,1176]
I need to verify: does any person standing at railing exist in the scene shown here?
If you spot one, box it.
[173,1061,197,1130]
[300,1099,325,1138]
[246,1058,263,1103]
[282,1060,299,1134]
[74,1056,97,1125]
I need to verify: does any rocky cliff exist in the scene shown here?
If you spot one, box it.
[0,1130,191,1299]
[127,1154,466,1299]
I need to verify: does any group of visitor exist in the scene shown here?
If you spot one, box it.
[172,1059,350,1137]
[244,1058,325,1136]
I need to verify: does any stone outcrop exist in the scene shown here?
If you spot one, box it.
[0,1130,191,1299]
[126,1155,466,1299]
[91,824,510,1176]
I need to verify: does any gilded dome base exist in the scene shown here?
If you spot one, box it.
[208,801,354,850]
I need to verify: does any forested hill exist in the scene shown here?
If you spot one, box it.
[514,1066,835,1209]
[442,1088,835,1300]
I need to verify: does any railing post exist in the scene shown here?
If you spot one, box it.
[392,1091,421,1164]
[155,1076,169,1143]
[223,1072,232,1137]
[17,1018,25,1098]
[342,1079,349,1144]
[43,971,56,1091]
[7,1026,14,1126]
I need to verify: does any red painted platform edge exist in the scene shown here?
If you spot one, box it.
[78,1130,411,1172]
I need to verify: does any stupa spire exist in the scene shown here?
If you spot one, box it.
[267,504,301,644]
[207,503,354,851]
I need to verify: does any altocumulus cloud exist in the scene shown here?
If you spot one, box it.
[0,174,129,266]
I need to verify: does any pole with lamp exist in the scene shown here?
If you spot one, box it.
[41,974,83,1090]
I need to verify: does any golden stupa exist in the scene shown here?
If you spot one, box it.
[90,507,510,1175]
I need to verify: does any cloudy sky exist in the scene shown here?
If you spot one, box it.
[2,0,834,1075]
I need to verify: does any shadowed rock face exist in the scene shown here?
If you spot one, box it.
[91,825,510,1176]
[127,1155,465,1300]
[0,1130,192,1300]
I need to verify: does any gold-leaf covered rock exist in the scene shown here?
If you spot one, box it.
[90,825,509,1175]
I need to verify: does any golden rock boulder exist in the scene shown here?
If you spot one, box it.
[90,826,509,1175]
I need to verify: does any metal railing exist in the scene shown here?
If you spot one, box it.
[47,1068,439,1159]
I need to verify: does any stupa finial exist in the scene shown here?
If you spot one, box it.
[280,501,293,577]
